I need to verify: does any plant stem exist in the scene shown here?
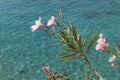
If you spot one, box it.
[84,56,104,80]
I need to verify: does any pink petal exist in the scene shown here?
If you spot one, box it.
[47,16,57,26]
[35,20,38,24]
[99,33,103,38]
[47,20,52,26]
[31,17,43,32]
[51,16,56,20]
[103,38,107,43]
[42,67,46,72]
[108,55,116,62]
[111,63,115,67]
[97,38,103,43]
[45,66,50,71]
[31,25,38,32]
[95,44,100,50]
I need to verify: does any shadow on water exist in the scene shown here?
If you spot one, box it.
[81,9,120,19]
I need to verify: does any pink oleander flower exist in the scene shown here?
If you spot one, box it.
[42,66,50,72]
[108,55,116,62]
[47,16,57,26]
[111,63,115,67]
[95,33,108,51]
[31,17,43,32]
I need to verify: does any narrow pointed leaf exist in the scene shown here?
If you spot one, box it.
[60,56,77,62]
[64,47,82,53]
[72,26,78,41]
[86,32,99,54]
[82,24,89,36]
[61,34,69,43]
[59,6,63,19]
[78,34,82,47]
[71,26,83,50]
[60,30,66,36]
[60,52,75,58]
[60,36,68,45]
[115,48,120,58]
[83,30,93,46]
[60,34,76,49]
[59,52,73,56]
[64,48,76,52]
[84,64,89,80]
[67,43,76,49]
[61,37,76,49]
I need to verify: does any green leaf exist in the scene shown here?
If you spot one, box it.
[84,64,89,80]
[82,23,89,36]
[115,48,120,58]
[71,26,83,50]
[61,34,69,43]
[78,34,82,47]
[67,43,76,49]
[86,32,99,54]
[60,36,68,44]
[61,38,76,50]
[116,48,120,54]
[60,30,66,36]
[60,34,76,49]
[59,52,75,58]
[64,47,82,53]
[60,56,77,62]
[64,48,76,52]
[72,26,78,42]
[83,30,93,46]
[59,6,63,18]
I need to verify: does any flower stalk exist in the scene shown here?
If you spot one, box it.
[83,55,104,80]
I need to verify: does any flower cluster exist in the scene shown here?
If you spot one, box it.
[31,17,44,32]
[108,55,116,67]
[42,66,50,72]
[31,16,58,32]
[95,33,120,68]
[42,66,69,80]
[47,16,58,26]
[95,33,109,51]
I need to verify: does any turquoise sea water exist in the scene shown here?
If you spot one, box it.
[0,0,120,80]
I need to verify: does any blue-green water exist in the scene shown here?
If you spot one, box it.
[0,0,120,80]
